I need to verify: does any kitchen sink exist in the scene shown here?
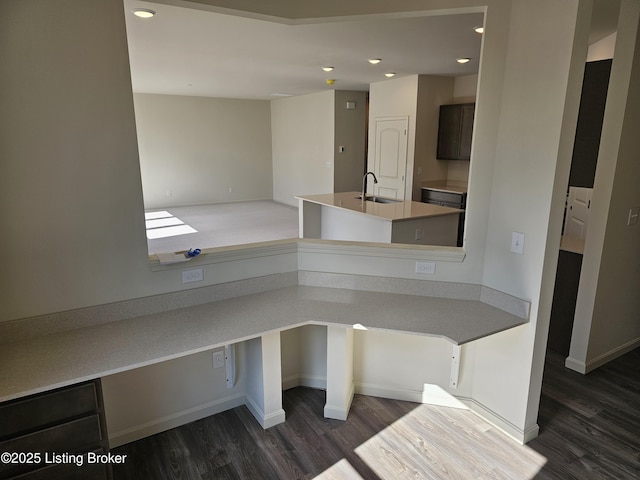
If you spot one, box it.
[355,195,401,204]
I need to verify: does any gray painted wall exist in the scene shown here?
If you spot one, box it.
[271,90,335,206]
[134,93,273,208]
[333,90,368,193]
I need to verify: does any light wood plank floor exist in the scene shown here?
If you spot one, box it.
[112,348,640,479]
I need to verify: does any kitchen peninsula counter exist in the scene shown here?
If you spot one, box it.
[297,192,462,246]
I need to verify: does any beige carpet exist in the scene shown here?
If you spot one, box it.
[145,201,298,254]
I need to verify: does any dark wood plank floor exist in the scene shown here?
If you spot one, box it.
[528,348,640,479]
[112,348,640,479]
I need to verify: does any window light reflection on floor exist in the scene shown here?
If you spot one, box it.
[145,217,184,229]
[353,403,547,479]
[144,211,173,220]
[313,459,364,479]
[145,211,197,239]
[313,384,548,480]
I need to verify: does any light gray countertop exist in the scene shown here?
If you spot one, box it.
[296,192,462,221]
[0,285,527,403]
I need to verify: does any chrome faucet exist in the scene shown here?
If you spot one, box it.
[361,171,378,204]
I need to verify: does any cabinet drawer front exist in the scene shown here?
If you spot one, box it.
[0,382,98,439]
[421,189,464,207]
[6,457,109,480]
[1,414,103,453]
[0,415,103,477]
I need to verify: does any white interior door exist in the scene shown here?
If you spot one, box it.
[564,186,592,240]
[373,116,408,200]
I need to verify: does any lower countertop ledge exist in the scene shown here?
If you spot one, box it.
[0,285,529,403]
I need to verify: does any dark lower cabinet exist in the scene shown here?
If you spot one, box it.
[421,188,466,247]
[0,380,112,480]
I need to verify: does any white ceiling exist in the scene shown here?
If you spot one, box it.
[124,1,484,100]
[124,0,619,101]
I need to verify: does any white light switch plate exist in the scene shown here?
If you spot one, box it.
[511,232,525,254]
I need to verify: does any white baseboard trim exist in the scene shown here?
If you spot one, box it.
[262,409,287,428]
[108,393,246,448]
[109,374,323,448]
[564,356,587,373]
[244,394,263,427]
[459,396,539,444]
[355,382,424,404]
[522,424,541,444]
[282,374,326,391]
[569,337,640,374]
[245,394,286,429]
[324,383,354,421]
[323,404,348,420]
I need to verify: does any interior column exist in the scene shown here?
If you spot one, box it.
[245,332,286,428]
[324,325,354,420]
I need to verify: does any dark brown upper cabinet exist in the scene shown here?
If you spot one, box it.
[437,103,475,160]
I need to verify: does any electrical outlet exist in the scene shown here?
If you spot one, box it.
[511,232,525,254]
[212,351,225,369]
[182,268,203,284]
[415,262,435,274]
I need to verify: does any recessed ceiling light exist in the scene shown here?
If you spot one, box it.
[384,72,396,78]
[456,58,471,64]
[132,8,156,18]
[322,66,334,72]
[368,58,382,65]
[474,25,484,34]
